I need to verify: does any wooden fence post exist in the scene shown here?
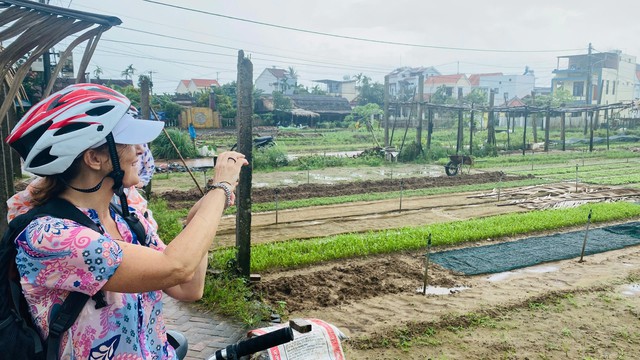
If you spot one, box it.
[235,50,253,278]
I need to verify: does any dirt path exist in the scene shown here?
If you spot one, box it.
[211,190,527,248]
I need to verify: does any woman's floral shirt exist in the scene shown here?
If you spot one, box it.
[7,183,176,359]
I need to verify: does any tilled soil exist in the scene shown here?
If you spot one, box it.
[158,171,529,206]
[253,254,463,313]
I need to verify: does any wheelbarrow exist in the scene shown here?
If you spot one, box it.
[444,154,474,176]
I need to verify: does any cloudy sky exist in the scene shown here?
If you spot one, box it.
[50,0,640,94]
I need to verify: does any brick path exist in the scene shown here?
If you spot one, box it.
[163,297,245,360]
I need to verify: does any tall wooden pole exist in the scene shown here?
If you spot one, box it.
[544,107,551,152]
[487,89,496,146]
[384,75,390,148]
[426,107,433,149]
[584,43,593,135]
[416,75,424,153]
[531,91,538,142]
[140,77,150,120]
[522,109,528,156]
[588,111,595,152]
[561,112,566,151]
[469,106,474,155]
[456,88,463,154]
[506,111,511,150]
[236,50,253,278]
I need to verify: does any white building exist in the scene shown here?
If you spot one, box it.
[387,66,440,99]
[469,70,535,103]
[312,79,358,102]
[255,67,296,95]
[552,50,638,106]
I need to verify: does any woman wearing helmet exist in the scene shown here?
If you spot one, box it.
[5,84,247,359]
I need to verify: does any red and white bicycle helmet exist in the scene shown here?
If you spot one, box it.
[127,105,140,119]
[6,83,163,176]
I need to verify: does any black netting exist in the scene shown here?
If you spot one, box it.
[430,222,640,275]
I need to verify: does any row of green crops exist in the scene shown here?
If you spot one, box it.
[208,202,640,273]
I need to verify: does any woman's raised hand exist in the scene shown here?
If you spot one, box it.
[213,151,248,189]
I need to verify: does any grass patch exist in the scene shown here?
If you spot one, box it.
[199,271,271,327]
[147,199,187,243]
[208,201,640,273]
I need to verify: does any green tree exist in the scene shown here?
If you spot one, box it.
[287,66,298,87]
[93,65,103,80]
[292,84,309,95]
[526,88,573,107]
[153,94,182,120]
[272,91,292,111]
[195,90,210,107]
[137,74,153,90]
[430,85,456,105]
[212,86,236,118]
[354,74,384,106]
[121,64,135,80]
[310,85,327,95]
[463,88,488,106]
[114,85,140,106]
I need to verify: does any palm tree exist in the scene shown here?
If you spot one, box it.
[287,66,298,90]
[121,64,135,80]
[93,65,103,80]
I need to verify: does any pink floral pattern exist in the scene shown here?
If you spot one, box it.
[8,181,176,359]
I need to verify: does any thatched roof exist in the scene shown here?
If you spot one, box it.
[289,108,319,117]
[0,0,121,124]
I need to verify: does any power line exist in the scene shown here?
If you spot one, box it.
[143,0,584,54]
[114,27,393,73]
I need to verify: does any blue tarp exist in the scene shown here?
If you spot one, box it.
[430,222,640,275]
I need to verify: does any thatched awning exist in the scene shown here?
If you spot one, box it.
[289,108,319,117]
[0,0,121,124]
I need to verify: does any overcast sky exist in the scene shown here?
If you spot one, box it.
[51,0,640,94]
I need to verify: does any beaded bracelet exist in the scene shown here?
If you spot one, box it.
[206,182,234,209]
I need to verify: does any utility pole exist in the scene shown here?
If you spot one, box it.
[416,74,424,153]
[584,43,593,135]
[469,105,474,155]
[531,90,538,142]
[384,75,390,148]
[544,105,551,152]
[487,89,496,146]
[456,88,463,154]
[522,108,528,156]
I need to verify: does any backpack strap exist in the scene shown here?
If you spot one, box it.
[7,198,104,359]
[8,280,43,354]
[45,292,91,360]
[109,202,147,247]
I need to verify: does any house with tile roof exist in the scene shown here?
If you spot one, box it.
[175,78,220,94]
[424,74,471,100]
[255,67,297,95]
[176,80,189,94]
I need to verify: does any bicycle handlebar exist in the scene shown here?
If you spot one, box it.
[210,326,294,360]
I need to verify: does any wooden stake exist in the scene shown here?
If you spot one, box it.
[579,209,593,263]
[422,233,432,295]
